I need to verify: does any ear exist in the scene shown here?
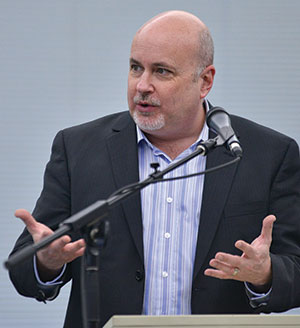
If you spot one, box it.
[199,65,216,99]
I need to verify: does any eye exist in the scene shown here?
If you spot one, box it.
[156,67,172,76]
[130,64,143,73]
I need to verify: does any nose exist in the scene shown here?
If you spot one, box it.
[136,72,154,94]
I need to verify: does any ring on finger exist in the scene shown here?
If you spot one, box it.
[233,267,240,276]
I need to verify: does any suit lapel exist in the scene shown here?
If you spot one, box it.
[105,114,144,261]
[193,142,240,279]
[103,112,240,271]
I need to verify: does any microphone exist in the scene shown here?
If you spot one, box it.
[206,106,243,158]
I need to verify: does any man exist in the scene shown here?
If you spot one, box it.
[9,10,300,328]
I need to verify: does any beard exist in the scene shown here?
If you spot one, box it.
[132,110,165,131]
[131,94,165,131]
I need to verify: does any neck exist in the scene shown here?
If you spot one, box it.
[144,124,205,160]
[141,102,206,160]
[148,136,199,160]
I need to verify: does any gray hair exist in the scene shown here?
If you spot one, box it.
[194,27,214,80]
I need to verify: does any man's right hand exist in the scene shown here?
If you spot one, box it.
[15,209,86,281]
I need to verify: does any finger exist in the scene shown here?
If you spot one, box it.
[46,238,85,260]
[65,248,86,264]
[209,258,227,270]
[64,239,86,254]
[235,240,256,258]
[53,239,86,264]
[70,248,86,261]
[209,258,238,278]
[214,252,242,268]
[260,215,276,243]
[38,235,72,259]
[53,235,72,249]
[15,209,40,235]
[37,237,84,267]
[65,242,86,262]
[204,268,238,280]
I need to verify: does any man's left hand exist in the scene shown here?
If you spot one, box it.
[204,215,276,289]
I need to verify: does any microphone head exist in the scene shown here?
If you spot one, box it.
[206,106,243,158]
[206,106,234,143]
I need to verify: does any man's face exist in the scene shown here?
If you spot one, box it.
[127,26,210,139]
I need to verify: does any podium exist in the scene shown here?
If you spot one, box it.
[103,314,300,328]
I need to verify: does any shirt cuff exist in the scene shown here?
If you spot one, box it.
[245,282,272,308]
[33,255,66,286]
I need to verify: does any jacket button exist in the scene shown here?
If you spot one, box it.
[35,290,46,303]
[135,270,144,281]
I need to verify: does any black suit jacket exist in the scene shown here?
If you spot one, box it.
[9,111,300,327]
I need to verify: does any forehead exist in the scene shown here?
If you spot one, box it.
[130,29,198,69]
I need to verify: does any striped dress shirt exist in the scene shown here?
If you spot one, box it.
[137,113,209,315]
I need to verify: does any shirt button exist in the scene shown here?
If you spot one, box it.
[164,232,171,239]
[162,271,168,278]
[135,270,144,281]
[166,197,173,203]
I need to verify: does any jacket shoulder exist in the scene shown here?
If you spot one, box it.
[63,111,133,138]
[231,114,298,149]
[49,111,136,159]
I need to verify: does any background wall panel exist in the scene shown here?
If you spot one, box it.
[1,1,299,327]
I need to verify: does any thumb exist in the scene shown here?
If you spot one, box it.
[260,214,276,244]
[15,209,40,235]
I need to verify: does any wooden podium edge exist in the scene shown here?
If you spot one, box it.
[104,314,300,327]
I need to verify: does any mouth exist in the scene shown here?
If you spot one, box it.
[135,102,157,112]
[132,95,161,113]
[139,102,150,107]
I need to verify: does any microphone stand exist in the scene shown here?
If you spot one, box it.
[4,136,233,328]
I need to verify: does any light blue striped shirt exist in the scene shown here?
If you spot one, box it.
[137,111,208,315]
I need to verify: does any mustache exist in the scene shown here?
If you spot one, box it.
[133,95,161,106]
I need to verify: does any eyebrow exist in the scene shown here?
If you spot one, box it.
[129,58,141,65]
[129,57,176,71]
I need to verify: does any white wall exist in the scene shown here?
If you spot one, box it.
[1,1,299,327]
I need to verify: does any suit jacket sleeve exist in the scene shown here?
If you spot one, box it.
[9,130,73,302]
[264,138,300,312]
